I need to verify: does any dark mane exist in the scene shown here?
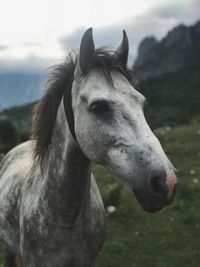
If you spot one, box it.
[31,48,137,163]
[31,52,77,163]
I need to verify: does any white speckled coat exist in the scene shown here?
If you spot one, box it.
[0,101,106,267]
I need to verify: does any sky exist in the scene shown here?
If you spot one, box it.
[0,0,199,72]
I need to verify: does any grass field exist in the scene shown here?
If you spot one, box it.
[0,119,200,266]
[94,118,200,267]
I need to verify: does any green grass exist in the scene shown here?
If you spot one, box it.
[0,120,200,266]
[94,119,200,267]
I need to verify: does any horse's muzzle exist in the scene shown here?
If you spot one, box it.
[132,173,177,212]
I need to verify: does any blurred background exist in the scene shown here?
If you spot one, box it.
[0,0,200,266]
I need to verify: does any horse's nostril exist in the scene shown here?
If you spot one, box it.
[150,176,167,196]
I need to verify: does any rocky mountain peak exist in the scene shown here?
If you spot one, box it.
[163,24,192,49]
[134,36,158,66]
[133,20,200,81]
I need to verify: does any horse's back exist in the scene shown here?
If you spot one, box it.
[0,141,34,253]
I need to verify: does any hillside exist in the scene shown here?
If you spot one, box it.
[139,66,200,129]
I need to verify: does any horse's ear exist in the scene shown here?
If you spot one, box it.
[113,30,129,66]
[79,28,95,73]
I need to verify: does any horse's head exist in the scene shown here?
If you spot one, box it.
[71,28,177,212]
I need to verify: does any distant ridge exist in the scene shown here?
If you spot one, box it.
[0,72,45,111]
[133,20,200,81]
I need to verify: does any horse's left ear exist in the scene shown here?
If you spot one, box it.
[79,28,95,74]
[113,30,129,66]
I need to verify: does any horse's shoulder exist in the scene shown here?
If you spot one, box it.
[8,140,34,156]
[0,141,35,177]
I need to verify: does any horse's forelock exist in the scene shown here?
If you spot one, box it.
[81,48,137,88]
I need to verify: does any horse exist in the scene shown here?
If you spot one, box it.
[0,28,177,267]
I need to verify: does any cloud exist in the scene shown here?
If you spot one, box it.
[0,0,199,73]
[152,0,200,24]
[0,42,60,74]
[60,0,200,66]
[0,45,9,51]
[22,42,43,48]
[0,56,50,74]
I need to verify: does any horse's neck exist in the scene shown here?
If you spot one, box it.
[43,98,91,225]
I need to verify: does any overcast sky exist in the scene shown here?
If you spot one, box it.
[0,0,199,72]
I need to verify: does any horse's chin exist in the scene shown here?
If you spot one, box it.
[132,189,166,213]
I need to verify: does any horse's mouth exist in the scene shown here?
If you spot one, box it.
[132,189,173,213]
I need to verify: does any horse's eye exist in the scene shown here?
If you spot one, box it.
[89,100,111,114]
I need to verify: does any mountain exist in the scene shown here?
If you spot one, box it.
[0,72,45,111]
[131,20,200,129]
[133,20,200,81]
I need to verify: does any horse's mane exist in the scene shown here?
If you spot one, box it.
[31,48,137,163]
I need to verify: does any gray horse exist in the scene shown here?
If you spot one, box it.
[0,28,177,267]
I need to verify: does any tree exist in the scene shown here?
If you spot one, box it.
[0,119,18,153]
